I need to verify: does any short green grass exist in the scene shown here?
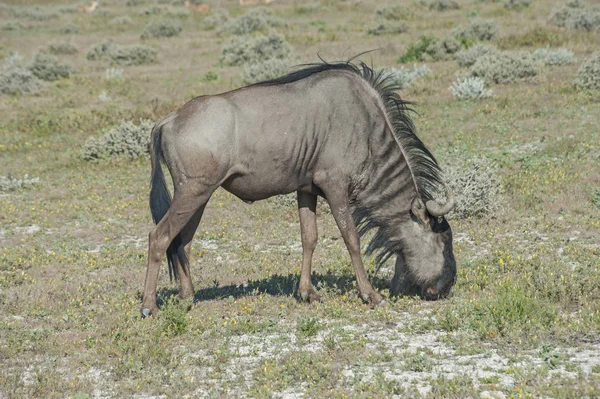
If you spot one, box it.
[1,0,599,397]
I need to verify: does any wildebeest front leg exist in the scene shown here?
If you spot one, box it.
[297,191,321,302]
[320,185,386,306]
[141,189,212,317]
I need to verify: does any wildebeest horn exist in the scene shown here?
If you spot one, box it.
[425,187,455,217]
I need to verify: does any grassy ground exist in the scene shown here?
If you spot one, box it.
[1,0,599,397]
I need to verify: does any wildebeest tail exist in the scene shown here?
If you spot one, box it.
[149,121,187,281]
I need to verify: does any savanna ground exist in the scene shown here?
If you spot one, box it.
[1,0,600,397]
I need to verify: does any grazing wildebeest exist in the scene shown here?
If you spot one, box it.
[141,61,456,317]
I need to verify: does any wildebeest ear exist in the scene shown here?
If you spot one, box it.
[411,196,430,225]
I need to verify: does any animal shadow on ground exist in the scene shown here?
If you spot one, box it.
[154,272,392,305]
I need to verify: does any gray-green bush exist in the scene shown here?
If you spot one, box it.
[221,33,292,66]
[203,9,229,30]
[471,52,538,84]
[110,16,134,26]
[0,63,41,96]
[12,6,59,21]
[532,48,576,66]
[82,119,154,161]
[29,52,73,81]
[549,3,600,31]
[241,58,291,85]
[422,0,459,11]
[379,65,431,89]
[59,22,80,34]
[574,51,600,90]
[453,19,498,43]
[439,157,504,219]
[368,19,409,35]
[141,19,182,39]
[218,8,283,36]
[0,175,40,192]
[375,5,412,20]
[456,44,499,67]
[48,41,78,55]
[503,0,531,10]
[450,76,493,100]
[87,42,157,65]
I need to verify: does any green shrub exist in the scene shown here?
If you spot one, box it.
[471,51,539,84]
[141,18,182,39]
[368,19,409,35]
[29,52,73,81]
[220,33,292,66]
[218,8,284,36]
[81,119,154,161]
[0,57,41,96]
[592,187,600,208]
[532,47,576,65]
[398,36,445,63]
[203,9,229,30]
[574,51,600,90]
[159,299,189,337]
[242,58,291,85]
[422,0,459,11]
[503,0,531,10]
[456,43,499,67]
[450,76,493,100]
[47,41,78,55]
[87,42,157,65]
[0,174,40,192]
[379,65,431,89]
[297,317,320,338]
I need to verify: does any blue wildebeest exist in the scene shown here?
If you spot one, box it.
[141,61,456,316]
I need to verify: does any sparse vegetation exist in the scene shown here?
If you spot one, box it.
[141,18,182,39]
[87,41,157,65]
[203,9,230,31]
[422,0,459,11]
[81,119,154,160]
[0,174,39,192]
[368,19,409,35]
[220,33,292,66]
[379,65,431,89]
[532,47,576,65]
[218,8,284,36]
[456,43,499,67]
[450,76,493,100]
[503,0,532,10]
[47,41,78,55]
[59,22,80,34]
[574,51,600,90]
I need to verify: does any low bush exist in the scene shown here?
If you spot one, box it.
[368,19,409,35]
[592,187,600,208]
[1,21,24,31]
[449,76,493,100]
[141,19,182,39]
[573,51,600,90]
[422,0,459,11]
[549,3,600,31]
[453,19,498,43]
[47,41,78,55]
[532,48,576,66]
[502,0,531,10]
[29,52,73,81]
[0,175,40,192]
[440,157,504,219]
[203,9,229,30]
[81,119,154,161]
[398,36,445,63]
[220,33,292,66]
[0,55,41,96]
[59,22,80,34]
[241,58,291,85]
[87,42,157,65]
[218,8,283,36]
[456,44,499,67]
[12,6,59,21]
[375,5,412,20]
[105,68,125,81]
[379,65,431,89]
[110,16,133,26]
[471,51,539,84]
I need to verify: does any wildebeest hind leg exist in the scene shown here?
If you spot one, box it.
[141,188,214,316]
[318,183,386,306]
[177,204,207,300]
[297,192,321,303]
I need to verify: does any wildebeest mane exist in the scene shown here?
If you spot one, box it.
[253,59,445,266]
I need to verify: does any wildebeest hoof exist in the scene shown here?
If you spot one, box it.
[362,292,386,307]
[299,288,322,303]
[141,307,158,318]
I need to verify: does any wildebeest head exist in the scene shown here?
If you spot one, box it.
[391,191,456,300]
